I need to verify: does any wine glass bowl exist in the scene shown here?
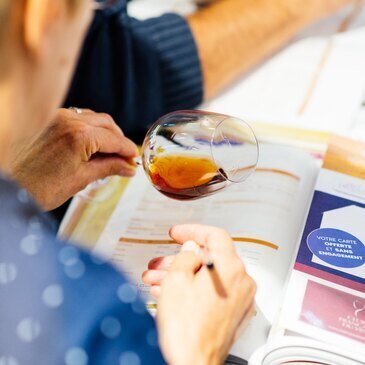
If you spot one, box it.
[141,110,259,200]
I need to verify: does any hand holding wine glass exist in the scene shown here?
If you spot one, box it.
[77,110,258,203]
[10,108,138,210]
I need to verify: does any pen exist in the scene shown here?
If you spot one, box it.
[202,246,215,270]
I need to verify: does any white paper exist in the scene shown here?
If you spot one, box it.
[93,144,319,361]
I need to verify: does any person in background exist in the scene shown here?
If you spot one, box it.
[66,0,352,141]
[0,1,255,364]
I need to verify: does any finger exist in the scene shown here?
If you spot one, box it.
[150,285,161,299]
[87,156,136,180]
[142,270,167,285]
[234,304,256,341]
[90,127,139,159]
[93,113,125,137]
[148,255,175,270]
[68,109,125,136]
[170,224,236,256]
[169,244,201,279]
[181,240,201,256]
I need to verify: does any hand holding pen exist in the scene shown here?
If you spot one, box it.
[144,224,256,365]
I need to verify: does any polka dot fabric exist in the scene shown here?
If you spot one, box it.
[0,175,166,365]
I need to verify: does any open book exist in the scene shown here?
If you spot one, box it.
[91,136,365,365]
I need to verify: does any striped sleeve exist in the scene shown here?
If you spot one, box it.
[131,14,203,112]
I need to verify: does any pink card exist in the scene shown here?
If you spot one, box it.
[300,280,365,344]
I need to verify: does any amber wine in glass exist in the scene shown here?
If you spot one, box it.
[141,110,259,200]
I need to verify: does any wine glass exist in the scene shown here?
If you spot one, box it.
[76,110,258,202]
[140,110,259,200]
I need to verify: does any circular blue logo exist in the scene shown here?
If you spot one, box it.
[307,228,365,268]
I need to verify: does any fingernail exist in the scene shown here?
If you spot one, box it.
[181,240,200,255]
[125,157,137,167]
[121,166,137,176]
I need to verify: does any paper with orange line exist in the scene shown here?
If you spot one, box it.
[117,237,279,250]
[93,143,319,362]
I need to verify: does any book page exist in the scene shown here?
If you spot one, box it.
[270,137,365,363]
[93,144,318,362]
[262,335,363,365]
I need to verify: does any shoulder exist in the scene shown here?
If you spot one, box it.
[0,179,165,364]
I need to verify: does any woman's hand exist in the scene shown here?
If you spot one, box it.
[10,108,139,211]
[148,224,256,365]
